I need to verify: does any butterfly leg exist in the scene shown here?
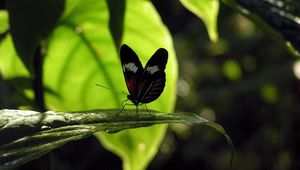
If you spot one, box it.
[144,104,150,114]
[144,104,155,117]
[117,99,130,115]
[135,105,139,114]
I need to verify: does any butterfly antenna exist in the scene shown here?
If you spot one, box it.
[95,84,127,96]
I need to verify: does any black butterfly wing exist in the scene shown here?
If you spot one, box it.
[137,48,168,103]
[120,44,143,99]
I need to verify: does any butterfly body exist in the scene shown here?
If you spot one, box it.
[120,44,168,107]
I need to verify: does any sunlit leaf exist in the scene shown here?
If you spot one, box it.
[0,10,8,35]
[0,36,30,79]
[0,35,33,106]
[44,0,178,170]
[180,0,219,42]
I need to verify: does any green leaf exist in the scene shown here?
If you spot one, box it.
[0,35,30,79]
[43,0,178,170]
[180,0,219,42]
[6,0,65,74]
[0,10,8,35]
[0,109,233,169]
[0,35,34,106]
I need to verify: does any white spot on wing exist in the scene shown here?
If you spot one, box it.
[123,63,138,73]
[146,66,159,74]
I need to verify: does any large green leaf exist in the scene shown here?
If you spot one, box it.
[0,34,34,107]
[180,0,219,42]
[0,36,30,79]
[0,11,28,79]
[43,0,178,170]
[6,0,65,74]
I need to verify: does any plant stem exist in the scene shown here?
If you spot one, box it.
[32,45,46,112]
[31,45,49,170]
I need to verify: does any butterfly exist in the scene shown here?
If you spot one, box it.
[120,44,168,109]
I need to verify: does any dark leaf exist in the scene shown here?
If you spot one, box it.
[106,0,125,48]
[237,0,300,52]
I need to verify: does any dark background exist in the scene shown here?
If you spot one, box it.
[150,1,300,170]
[1,0,299,170]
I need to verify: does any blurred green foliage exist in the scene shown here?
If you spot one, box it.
[150,0,300,169]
